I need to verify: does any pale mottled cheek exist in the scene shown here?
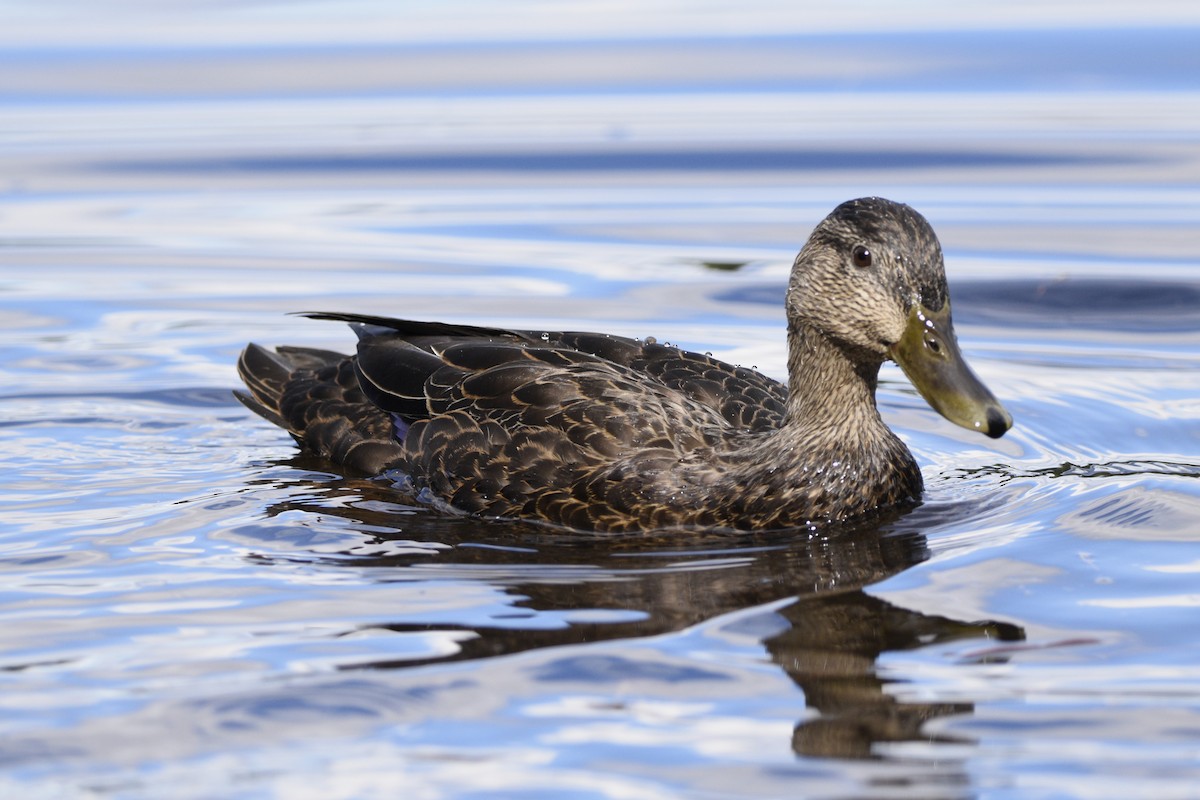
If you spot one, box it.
[873,306,907,347]
[829,287,905,351]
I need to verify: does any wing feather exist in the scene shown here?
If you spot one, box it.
[240,313,792,525]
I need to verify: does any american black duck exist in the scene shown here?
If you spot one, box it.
[236,197,1011,532]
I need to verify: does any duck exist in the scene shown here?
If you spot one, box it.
[236,197,1012,533]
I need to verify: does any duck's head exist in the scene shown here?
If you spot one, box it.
[787,197,1012,438]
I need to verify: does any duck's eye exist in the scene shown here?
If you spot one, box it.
[851,245,872,268]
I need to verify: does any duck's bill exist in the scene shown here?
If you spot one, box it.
[889,303,1013,438]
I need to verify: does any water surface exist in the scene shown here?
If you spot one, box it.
[2,4,1199,798]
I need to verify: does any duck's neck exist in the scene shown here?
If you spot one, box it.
[783,322,885,439]
[702,322,918,529]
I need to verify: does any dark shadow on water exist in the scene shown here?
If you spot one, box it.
[717,277,1200,333]
[99,147,1134,175]
[236,460,1025,760]
[952,278,1200,333]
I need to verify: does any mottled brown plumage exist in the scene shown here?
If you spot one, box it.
[236,197,1012,533]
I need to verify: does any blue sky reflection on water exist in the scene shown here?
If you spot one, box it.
[3,26,1199,98]
[1,2,1200,798]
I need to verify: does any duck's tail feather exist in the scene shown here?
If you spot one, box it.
[235,342,405,475]
[296,311,523,342]
[234,343,345,435]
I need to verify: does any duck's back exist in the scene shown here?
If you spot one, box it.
[236,313,788,530]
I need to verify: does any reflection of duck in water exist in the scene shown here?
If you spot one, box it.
[237,198,1011,532]
[243,474,1024,762]
[770,590,1022,760]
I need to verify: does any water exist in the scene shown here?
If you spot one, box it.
[2,3,1200,798]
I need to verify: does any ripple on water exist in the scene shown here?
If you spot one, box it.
[1062,484,1200,542]
[1,8,1200,797]
[954,278,1200,333]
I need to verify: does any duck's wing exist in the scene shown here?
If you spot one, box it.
[239,313,790,524]
[327,316,734,522]
[301,312,789,433]
[620,339,788,432]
